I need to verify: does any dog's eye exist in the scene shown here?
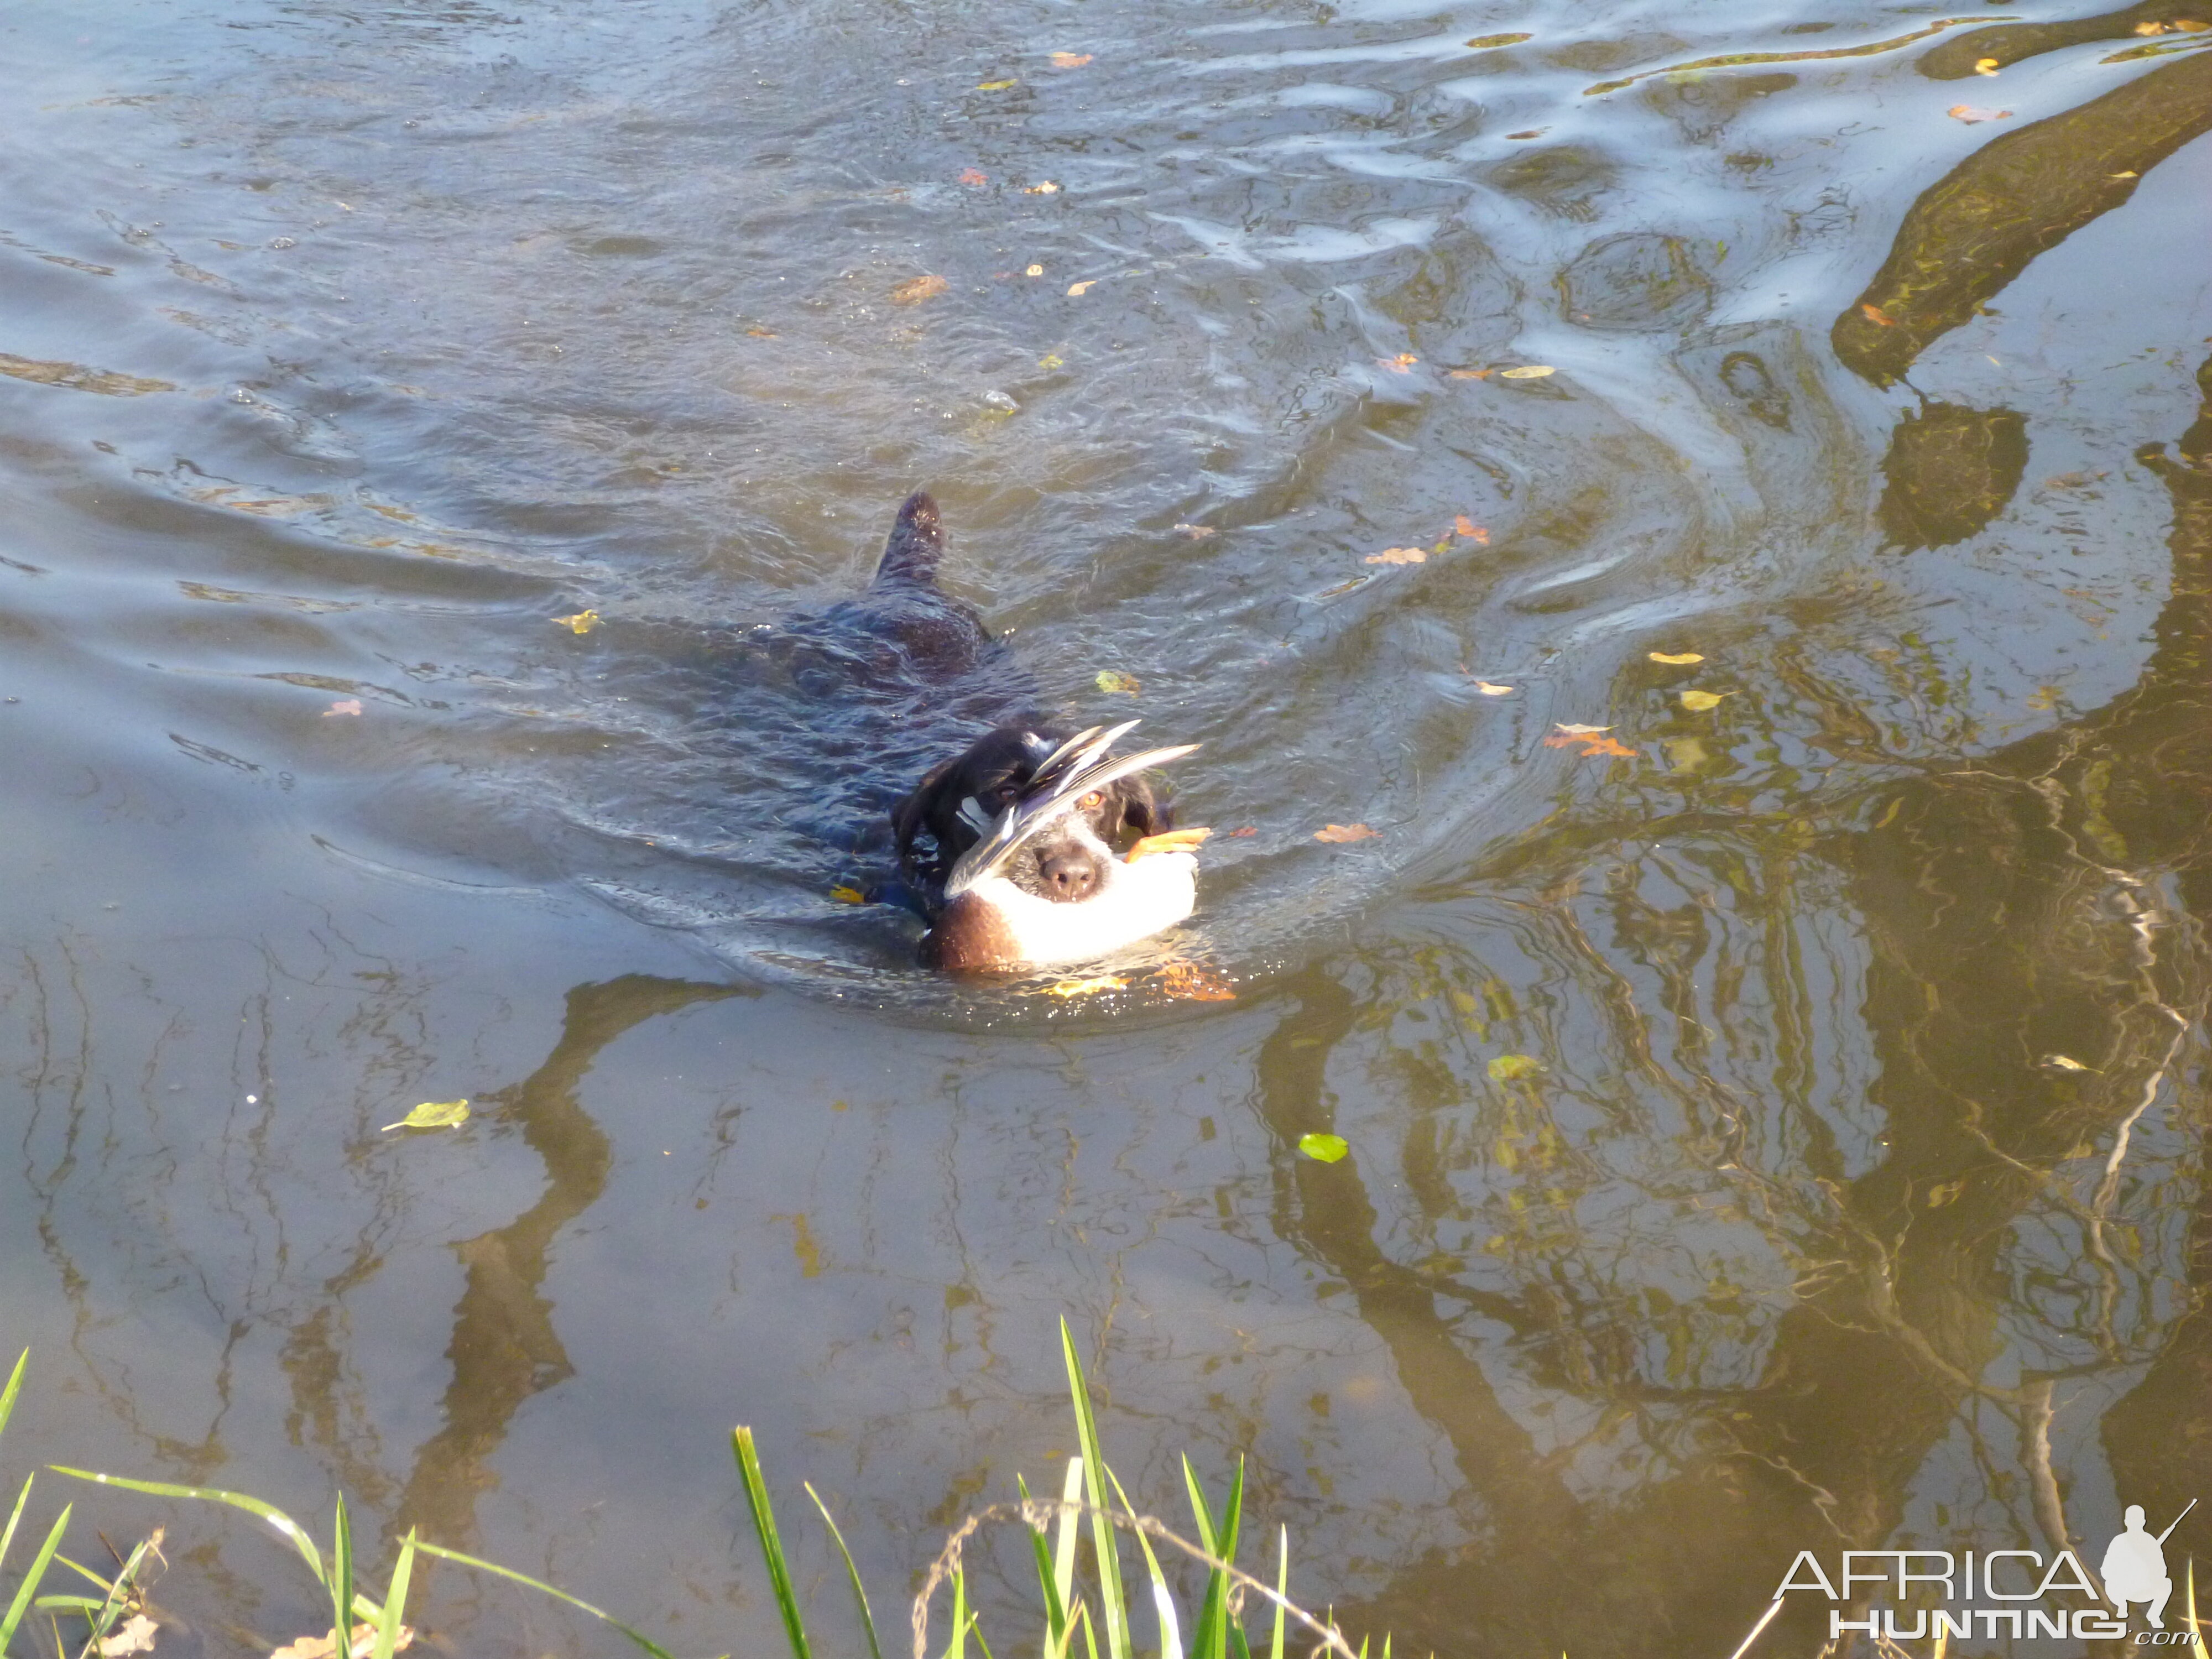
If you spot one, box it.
[1078,790,1104,810]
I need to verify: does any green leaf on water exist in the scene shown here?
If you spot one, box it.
[1296,1133,1348,1164]
[1095,670,1141,695]
[1487,1055,1540,1082]
[382,1099,469,1133]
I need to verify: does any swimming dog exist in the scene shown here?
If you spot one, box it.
[862,493,1205,970]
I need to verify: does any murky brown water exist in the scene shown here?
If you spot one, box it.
[6,1,2212,1654]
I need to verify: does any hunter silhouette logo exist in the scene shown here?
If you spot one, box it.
[1768,1498,2199,1644]
[2102,1500,2194,1631]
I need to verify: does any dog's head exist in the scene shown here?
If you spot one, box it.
[891,723,1171,904]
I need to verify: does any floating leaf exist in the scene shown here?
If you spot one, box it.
[1095,669,1141,695]
[827,884,865,905]
[1648,650,1704,665]
[1465,32,1533,48]
[959,167,989,185]
[1297,1133,1349,1163]
[976,78,1019,90]
[1488,1054,1541,1082]
[1925,1180,1967,1208]
[1066,279,1096,296]
[1663,735,1708,772]
[1473,680,1514,696]
[1365,546,1427,565]
[382,1099,469,1133]
[1678,688,1732,711]
[1314,822,1379,843]
[1499,364,1556,379]
[2043,1053,2095,1072]
[1047,974,1125,998]
[98,1615,159,1657]
[1027,265,1047,278]
[1025,180,1062,194]
[1377,353,1418,373]
[745,327,777,338]
[1126,827,1212,862]
[891,273,950,304]
[1505,129,1543,140]
[1454,514,1489,542]
[1037,352,1064,371]
[1228,826,1258,837]
[1546,732,1635,757]
[2136,18,2167,31]
[1160,961,1236,1001]
[1860,302,1895,326]
[1973,56,2001,74]
[1449,367,1495,380]
[554,609,599,634]
[322,698,363,717]
[1553,722,1611,735]
[1947,105,2012,123]
[1173,522,1215,539]
[1050,51,1093,67]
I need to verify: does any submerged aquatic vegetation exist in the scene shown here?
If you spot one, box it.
[3,1328,1369,1659]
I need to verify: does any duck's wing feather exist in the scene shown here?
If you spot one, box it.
[945,739,1200,898]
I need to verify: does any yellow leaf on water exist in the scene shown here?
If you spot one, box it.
[382,1099,469,1133]
[1473,680,1514,696]
[1499,364,1556,379]
[1160,961,1237,1001]
[1095,669,1141,694]
[1973,55,2001,74]
[1066,279,1095,295]
[1926,1179,1967,1208]
[1047,974,1126,997]
[1448,367,1494,380]
[1488,1053,1541,1081]
[1378,353,1418,373]
[827,885,866,905]
[1027,264,1046,277]
[1648,651,1704,665]
[1038,351,1064,368]
[1315,822,1379,843]
[1126,827,1212,862]
[976,78,1019,90]
[2043,1053,2094,1072]
[1297,1132,1348,1162]
[1050,51,1092,67]
[555,609,599,634]
[1948,104,2012,123]
[1364,546,1427,565]
[1026,181,1062,194]
[1679,688,1731,711]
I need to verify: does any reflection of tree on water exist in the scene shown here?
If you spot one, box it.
[385,975,745,1551]
[1261,20,2212,1650]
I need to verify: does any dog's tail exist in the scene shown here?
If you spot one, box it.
[872,491,945,588]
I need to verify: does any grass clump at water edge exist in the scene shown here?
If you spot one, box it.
[2,1327,1370,1659]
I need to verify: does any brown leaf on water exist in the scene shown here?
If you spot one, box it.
[1173,523,1216,539]
[1378,353,1418,373]
[1365,546,1427,565]
[1126,827,1212,862]
[744,327,777,337]
[1973,56,2001,74]
[322,698,363,717]
[1948,105,2012,123]
[1159,961,1237,1001]
[1860,302,1895,326]
[272,1621,411,1659]
[1545,732,1636,758]
[959,167,989,185]
[891,273,950,304]
[1314,822,1379,843]
[1050,51,1093,67]
[1454,515,1490,543]
[1228,826,1258,837]
[1448,367,1494,380]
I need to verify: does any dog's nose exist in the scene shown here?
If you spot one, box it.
[1038,847,1100,900]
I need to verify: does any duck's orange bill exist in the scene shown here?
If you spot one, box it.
[1125,827,1213,862]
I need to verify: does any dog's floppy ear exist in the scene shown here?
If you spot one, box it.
[1107,774,1171,839]
[891,756,959,872]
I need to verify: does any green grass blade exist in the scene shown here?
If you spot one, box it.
[408,1541,674,1659]
[803,1483,881,1659]
[0,1352,26,1442]
[332,1496,354,1659]
[1076,1601,1101,1659]
[1104,1468,1181,1659]
[1053,1459,1082,1622]
[1268,1527,1286,1659]
[1,1477,34,1577]
[1,1503,71,1653]
[944,1567,967,1659]
[1058,1323,1130,1659]
[48,1469,327,1589]
[969,1611,996,1659]
[732,1428,812,1659]
[1015,1474,1072,1659]
[27,1596,102,1615]
[1182,1456,1243,1659]
[371,1531,415,1659]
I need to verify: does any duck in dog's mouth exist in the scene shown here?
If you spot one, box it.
[894,721,1209,972]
